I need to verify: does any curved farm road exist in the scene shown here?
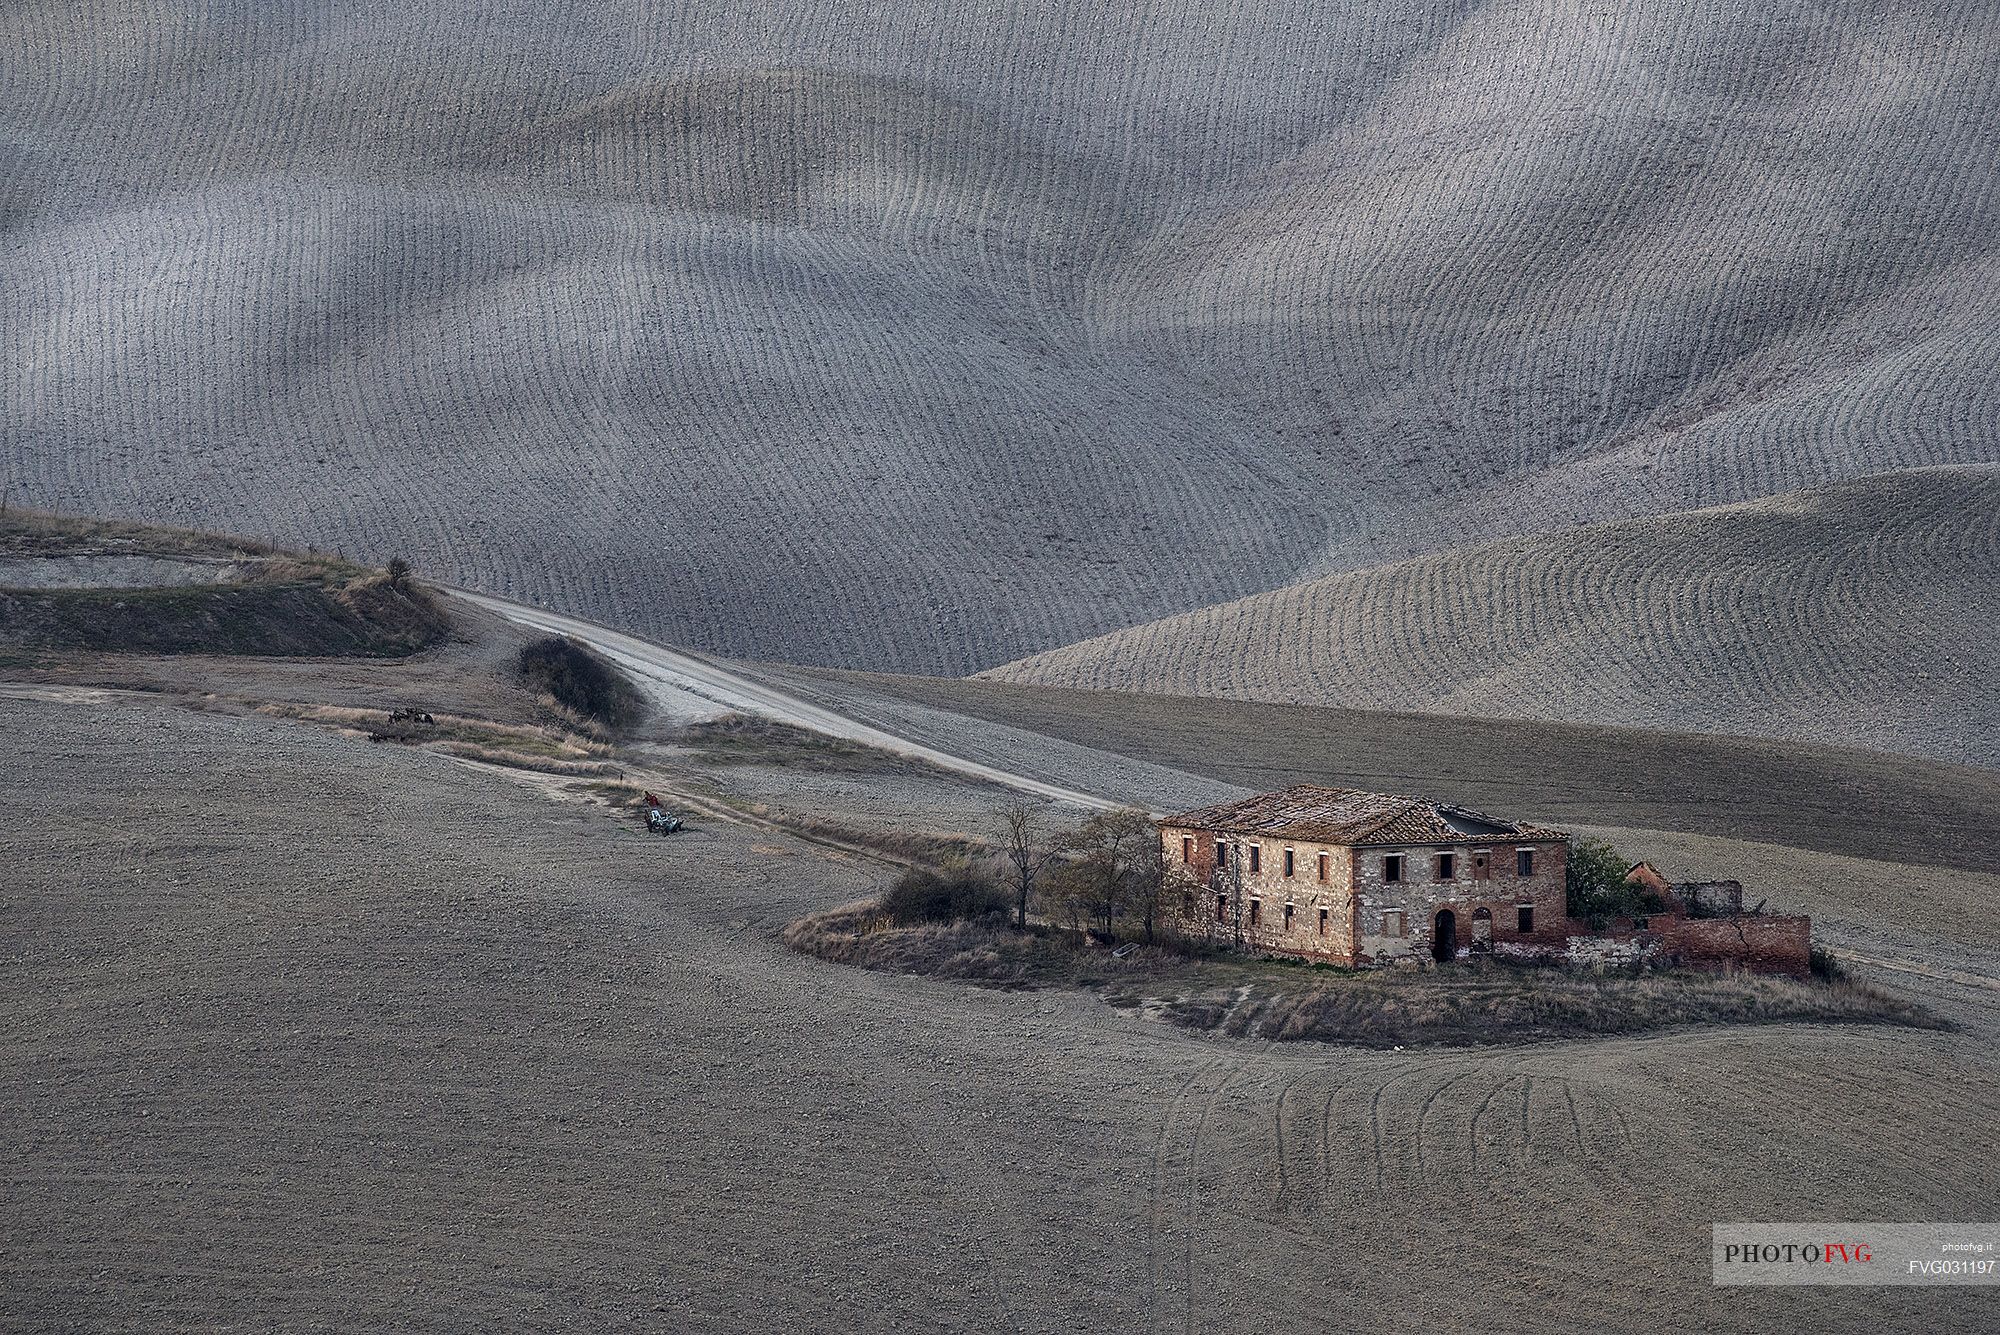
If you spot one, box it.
[451,588,1117,811]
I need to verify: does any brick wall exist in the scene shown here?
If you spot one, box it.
[1662,914,1811,978]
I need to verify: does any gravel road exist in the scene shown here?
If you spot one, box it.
[453,589,1124,811]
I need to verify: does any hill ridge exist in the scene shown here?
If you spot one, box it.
[982,466,2000,767]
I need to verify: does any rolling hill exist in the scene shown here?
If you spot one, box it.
[5,1,1997,677]
[983,467,2000,766]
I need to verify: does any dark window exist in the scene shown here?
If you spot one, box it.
[1182,836,1194,862]
[1283,848,1295,878]
[1436,852,1456,880]
[1517,849,1535,877]
[1249,846,1261,874]
[1517,905,1535,933]
[1216,841,1228,866]
[1318,907,1329,935]
[1180,892,1195,918]
[1383,854,1404,884]
[1316,853,1329,883]
[1283,903,1295,931]
[1249,900,1262,926]
[1216,894,1227,922]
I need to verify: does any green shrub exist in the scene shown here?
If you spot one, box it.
[1564,835,1659,927]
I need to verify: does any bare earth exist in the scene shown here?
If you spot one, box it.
[7,3,1996,682]
[5,692,1996,1333]
[984,468,2000,766]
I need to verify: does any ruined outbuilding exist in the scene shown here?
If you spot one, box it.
[1159,788,1811,976]
[1591,862,1812,977]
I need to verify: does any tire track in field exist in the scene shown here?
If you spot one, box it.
[1178,1049,1268,1335]
[1411,1068,1479,1180]
[1145,1054,1232,1335]
[1467,1071,1526,1172]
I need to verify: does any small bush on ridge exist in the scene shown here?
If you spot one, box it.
[882,859,1007,925]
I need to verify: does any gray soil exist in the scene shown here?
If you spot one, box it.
[5,694,1996,1333]
[986,469,2000,768]
[6,4,1995,684]
[0,554,248,589]
[776,668,2000,875]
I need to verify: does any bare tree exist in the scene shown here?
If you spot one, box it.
[1127,828,1174,944]
[999,800,1055,929]
[1148,858,1205,947]
[1055,807,1157,939]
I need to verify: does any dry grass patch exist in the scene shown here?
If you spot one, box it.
[0,508,281,561]
[732,807,988,866]
[679,714,942,776]
[0,511,447,658]
[261,703,618,775]
[786,907,1940,1047]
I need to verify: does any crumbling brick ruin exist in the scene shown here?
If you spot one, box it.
[1158,789,1810,977]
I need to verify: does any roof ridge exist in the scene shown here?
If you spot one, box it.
[1345,795,1422,842]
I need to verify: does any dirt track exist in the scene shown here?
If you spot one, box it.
[5,696,1995,1333]
[453,589,1121,810]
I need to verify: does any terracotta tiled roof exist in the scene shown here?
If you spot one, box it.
[1162,785,1565,847]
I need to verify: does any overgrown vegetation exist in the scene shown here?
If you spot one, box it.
[882,860,1008,925]
[517,636,647,735]
[1565,835,1660,926]
[0,570,448,657]
[1040,807,1172,941]
[784,906,1942,1048]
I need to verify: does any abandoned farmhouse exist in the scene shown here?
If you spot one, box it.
[1158,785,1809,976]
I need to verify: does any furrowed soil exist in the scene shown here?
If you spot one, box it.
[985,469,2000,767]
[9,4,1997,688]
[5,694,1996,1333]
[768,668,2000,872]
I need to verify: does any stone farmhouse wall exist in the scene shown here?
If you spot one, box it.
[1357,838,1568,964]
[1554,923,1663,968]
[1162,821,1807,977]
[1555,914,1812,977]
[1161,826,1356,964]
[1161,827,1570,966]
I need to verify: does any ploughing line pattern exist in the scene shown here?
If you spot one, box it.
[985,467,2000,767]
[5,1,1997,677]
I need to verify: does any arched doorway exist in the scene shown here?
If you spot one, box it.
[1432,909,1457,963]
[1471,907,1493,953]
